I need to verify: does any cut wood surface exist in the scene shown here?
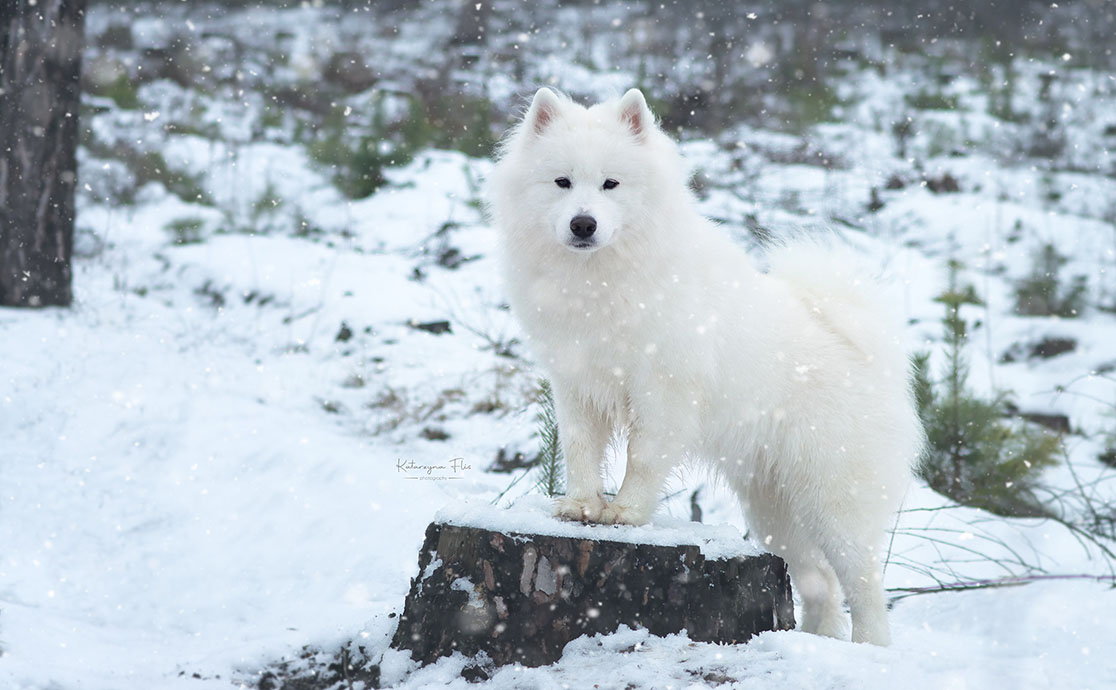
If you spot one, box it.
[392,502,794,668]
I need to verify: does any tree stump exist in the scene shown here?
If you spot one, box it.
[391,499,794,668]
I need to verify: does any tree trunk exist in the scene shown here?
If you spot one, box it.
[0,0,85,308]
[449,0,491,46]
[392,521,795,668]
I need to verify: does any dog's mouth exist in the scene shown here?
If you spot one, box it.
[566,240,598,252]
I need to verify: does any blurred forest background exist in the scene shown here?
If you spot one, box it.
[79,0,1116,194]
[4,1,1116,688]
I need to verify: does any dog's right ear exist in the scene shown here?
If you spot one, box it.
[525,87,561,135]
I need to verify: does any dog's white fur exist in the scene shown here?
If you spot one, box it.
[490,88,922,646]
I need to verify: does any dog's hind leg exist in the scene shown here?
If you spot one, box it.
[786,550,847,639]
[820,539,891,645]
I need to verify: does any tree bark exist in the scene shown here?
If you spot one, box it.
[392,521,795,668]
[449,0,491,46]
[0,0,85,308]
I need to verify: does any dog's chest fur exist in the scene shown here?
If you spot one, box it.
[509,251,719,411]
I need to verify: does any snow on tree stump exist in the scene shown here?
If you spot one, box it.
[390,498,795,668]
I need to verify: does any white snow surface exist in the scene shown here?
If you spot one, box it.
[437,495,760,559]
[379,583,1116,689]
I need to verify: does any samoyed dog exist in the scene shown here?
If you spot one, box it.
[490,88,922,646]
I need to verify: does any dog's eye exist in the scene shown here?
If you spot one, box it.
[555,177,572,189]
[603,179,619,190]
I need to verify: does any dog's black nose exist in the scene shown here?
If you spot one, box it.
[570,215,597,238]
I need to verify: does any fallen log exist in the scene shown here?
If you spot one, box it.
[391,498,794,668]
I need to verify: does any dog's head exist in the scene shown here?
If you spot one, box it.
[508,87,661,254]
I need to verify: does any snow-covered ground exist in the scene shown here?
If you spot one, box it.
[3,2,1116,689]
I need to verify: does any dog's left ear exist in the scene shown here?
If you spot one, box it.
[619,88,653,142]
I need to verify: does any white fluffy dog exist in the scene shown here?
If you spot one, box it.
[490,88,922,646]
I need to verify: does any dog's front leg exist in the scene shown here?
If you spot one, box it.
[550,381,610,522]
[600,403,693,526]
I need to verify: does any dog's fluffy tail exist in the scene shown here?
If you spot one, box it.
[766,242,907,368]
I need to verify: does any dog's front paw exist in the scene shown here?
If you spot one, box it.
[598,501,653,526]
[554,494,608,523]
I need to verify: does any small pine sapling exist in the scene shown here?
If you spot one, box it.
[533,379,565,497]
[1100,400,1116,469]
[915,260,1061,517]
